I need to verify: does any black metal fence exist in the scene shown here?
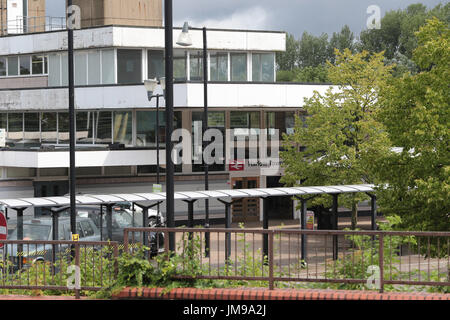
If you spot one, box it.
[124,227,450,293]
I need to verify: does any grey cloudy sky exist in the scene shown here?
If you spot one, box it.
[47,0,446,37]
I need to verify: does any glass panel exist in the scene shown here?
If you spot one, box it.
[19,56,31,75]
[41,112,57,143]
[136,111,164,147]
[74,52,87,85]
[31,55,44,75]
[117,49,142,84]
[101,50,115,84]
[173,50,187,81]
[76,111,94,144]
[104,166,131,176]
[0,113,6,129]
[252,53,274,82]
[24,113,40,142]
[285,112,295,135]
[88,51,101,85]
[48,54,61,86]
[61,53,68,86]
[0,57,6,76]
[44,56,48,74]
[58,112,69,144]
[210,52,228,81]
[148,50,164,80]
[230,53,247,81]
[230,111,260,137]
[7,113,23,141]
[113,111,132,145]
[189,51,203,81]
[8,56,18,76]
[77,167,102,176]
[95,111,112,144]
[261,53,275,82]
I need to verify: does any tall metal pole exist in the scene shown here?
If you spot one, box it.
[164,0,175,251]
[156,95,160,219]
[67,0,77,242]
[202,27,210,256]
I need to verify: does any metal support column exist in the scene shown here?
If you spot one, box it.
[105,204,113,241]
[263,197,269,263]
[332,194,339,260]
[370,195,377,231]
[300,198,307,262]
[218,199,233,261]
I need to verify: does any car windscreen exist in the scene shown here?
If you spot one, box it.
[102,211,134,228]
[9,224,51,241]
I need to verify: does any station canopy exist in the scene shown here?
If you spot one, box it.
[0,184,375,209]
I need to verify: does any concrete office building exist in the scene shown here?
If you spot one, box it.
[0,0,332,222]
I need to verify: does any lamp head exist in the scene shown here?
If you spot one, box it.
[144,78,158,100]
[176,22,193,47]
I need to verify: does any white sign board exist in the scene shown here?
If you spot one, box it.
[7,0,24,34]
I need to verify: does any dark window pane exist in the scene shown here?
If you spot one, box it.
[7,113,23,141]
[20,56,31,75]
[58,113,69,144]
[41,113,57,143]
[24,113,40,142]
[136,110,164,147]
[76,112,94,144]
[117,49,142,84]
[32,55,44,75]
[95,111,112,144]
[148,50,164,80]
[0,57,6,76]
[0,113,6,129]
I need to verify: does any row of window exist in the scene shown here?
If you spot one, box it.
[0,49,275,84]
[0,110,296,146]
[0,55,48,77]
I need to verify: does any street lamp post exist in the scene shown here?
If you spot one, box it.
[144,78,166,223]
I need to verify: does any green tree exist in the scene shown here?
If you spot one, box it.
[297,31,331,68]
[276,33,299,71]
[375,17,450,232]
[328,25,356,64]
[280,49,393,229]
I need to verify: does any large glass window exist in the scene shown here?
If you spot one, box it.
[76,112,94,144]
[173,50,187,81]
[41,112,57,143]
[58,112,69,144]
[102,50,115,84]
[210,52,228,81]
[7,113,23,142]
[148,50,164,80]
[95,111,112,144]
[24,113,40,143]
[8,56,18,76]
[117,49,142,84]
[88,51,101,85]
[230,53,247,81]
[19,56,31,75]
[230,111,260,160]
[189,51,203,81]
[0,57,6,76]
[113,111,132,145]
[252,53,275,82]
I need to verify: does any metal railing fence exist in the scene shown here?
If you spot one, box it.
[0,240,119,298]
[124,227,450,293]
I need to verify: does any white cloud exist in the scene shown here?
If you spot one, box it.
[176,6,270,30]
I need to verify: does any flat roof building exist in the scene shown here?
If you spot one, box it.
[0,0,334,223]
